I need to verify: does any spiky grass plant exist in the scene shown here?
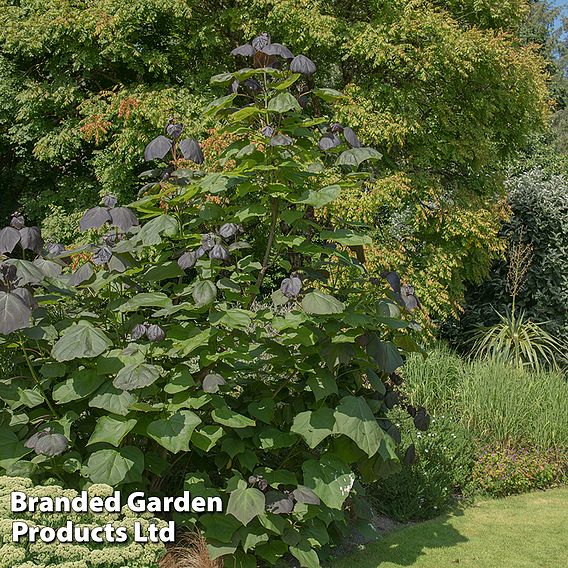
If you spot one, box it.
[470,229,565,370]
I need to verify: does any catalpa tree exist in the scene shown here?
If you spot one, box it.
[0,35,429,567]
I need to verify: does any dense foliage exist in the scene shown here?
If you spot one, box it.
[0,40,430,566]
[455,169,568,355]
[0,0,550,319]
[0,477,167,568]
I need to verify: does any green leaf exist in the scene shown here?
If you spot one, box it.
[302,290,345,315]
[163,365,195,394]
[137,215,178,246]
[273,73,301,90]
[312,88,345,102]
[295,185,340,208]
[191,425,224,452]
[267,93,301,113]
[52,322,112,362]
[89,383,137,416]
[0,428,31,468]
[83,447,144,485]
[227,486,265,526]
[88,415,137,447]
[367,337,404,373]
[147,410,201,453]
[140,261,184,282]
[193,280,217,306]
[302,455,355,509]
[53,368,105,404]
[336,147,382,167]
[210,72,234,85]
[320,229,372,246]
[204,94,237,116]
[291,408,335,449]
[333,396,384,457]
[258,428,298,450]
[113,363,162,391]
[307,370,338,401]
[247,398,275,424]
[4,259,44,285]
[119,292,172,312]
[212,407,255,429]
[290,541,321,568]
[210,308,252,329]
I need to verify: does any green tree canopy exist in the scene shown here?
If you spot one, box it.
[0,0,550,317]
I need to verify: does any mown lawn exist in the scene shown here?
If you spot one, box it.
[334,487,568,568]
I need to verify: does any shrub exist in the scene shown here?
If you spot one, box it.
[470,445,568,497]
[455,169,568,357]
[372,414,476,522]
[0,38,427,566]
[0,476,167,568]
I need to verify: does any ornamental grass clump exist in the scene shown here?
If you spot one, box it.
[0,34,428,566]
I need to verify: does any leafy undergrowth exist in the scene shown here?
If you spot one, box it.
[333,486,568,568]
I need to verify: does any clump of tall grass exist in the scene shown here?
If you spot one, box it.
[403,346,568,449]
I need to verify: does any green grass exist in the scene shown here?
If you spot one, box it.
[334,487,568,568]
[403,346,568,448]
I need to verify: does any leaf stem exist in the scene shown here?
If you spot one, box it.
[248,197,279,307]
[18,333,59,418]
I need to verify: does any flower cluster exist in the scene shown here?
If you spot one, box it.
[471,445,568,497]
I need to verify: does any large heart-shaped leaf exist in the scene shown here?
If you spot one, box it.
[227,486,265,526]
[52,322,112,362]
[88,415,137,447]
[295,185,340,208]
[336,147,381,167]
[137,215,178,246]
[193,280,217,306]
[0,291,32,334]
[302,456,355,509]
[89,383,137,416]
[53,368,105,404]
[302,291,344,315]
[147,410,201,453]
[291,408,335,449]
[113,363,161,391]
[144,135,172,161]
[84,447,144,485]
[267,93,301,113]
[333,396,384,457]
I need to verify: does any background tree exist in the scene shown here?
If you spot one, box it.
[0,0,550,319]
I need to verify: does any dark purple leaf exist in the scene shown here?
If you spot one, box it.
[131,323,147,340]
[103,195,118,208]
[219,223,240,239]
[19,227,43,255]
[0,227,21,254]
[231,43,254,57]
[26,429,68,457]
[290,54,316,75]
[179,138,204,164]
[230,80,240,93]
[280,276,302,298]
[146,324,165,342]
[414,410,430,431]
[92,246,113,265]
[12,287,36,308]
[166,121,184,139]
[404,443,417,465]
[343,127,362,148]
[80,207,112,231]
[261,125,275,137]
[292,486,320,505]
[252,33,271,52]
[178,251,199,270]
[209,244,230,261]
[260,43,294,59]
[0,290,32,334]
[144,135,172,161]
[270,134,293,146]
[0,264,17,282]
[266,491,294,514]
[110,207,139,232]
[330,123,344,133]
[401,285,419,311]
[382,271,401,293]
[10,213,25,230]
[201,233,216,251]
[47,243,65,256]
[243,78,262,93]
[318,133,341,151]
